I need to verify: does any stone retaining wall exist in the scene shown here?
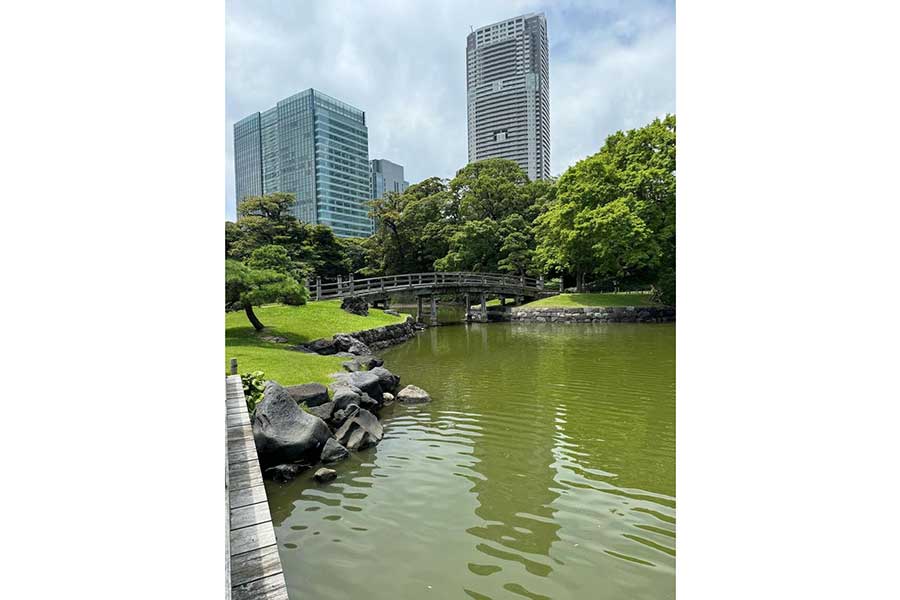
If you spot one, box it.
[344,316,420,350]
[510,306,675,323]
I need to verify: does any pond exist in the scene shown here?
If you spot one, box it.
[266,321,675,599]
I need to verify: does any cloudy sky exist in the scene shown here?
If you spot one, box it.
[225,0,675,220]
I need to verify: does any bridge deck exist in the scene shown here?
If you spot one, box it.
[226,375,287,600]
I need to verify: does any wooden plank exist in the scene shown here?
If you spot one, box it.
[230,459,263,490]
[231,521,277,556]
[231,545,283,588]
[228,424,253,444]
[232,572,289,600]
[227,412,248,428]
[231,501,272,531]
[230,484,268,509]
[229,445,258,464]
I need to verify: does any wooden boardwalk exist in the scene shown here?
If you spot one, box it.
[226,375,288,600]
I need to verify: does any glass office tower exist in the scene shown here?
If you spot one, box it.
[234,89,373,238]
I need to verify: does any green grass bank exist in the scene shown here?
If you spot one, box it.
[519,292,660,308]
[225,301,408,386]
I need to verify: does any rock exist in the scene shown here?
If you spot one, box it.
[356,355,384,369]
[397,384,432,404]
[304,338,337,355]
[264,463,306,483]
[334,407,383,450]
[340,296,369,316]
[330,405,358,429]
[382,392,395,405]
[332,371,384,403]
[260,335,288,343]
[285,383,329,407]
[342,360,362,373]
[252,381,333,467]
[369,366,400,393]
[307,401,335,422]
[334,351,356,358]
[333,334,373,356]
[357,393,380,412]
[331,386,362,411]
[384,309,400,316]
[320,438,349,463]
[314,467,337,482]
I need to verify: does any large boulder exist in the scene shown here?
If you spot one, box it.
[331,386,363,411]
[341,296,369,316]
[252,381,332,467]
[369,366,400,393]
[396,385,432,404]
[334,407,384,450]
[332,371,384,402]
[307,401,335,422]
[333,334,372,356]
[285,383,329,407]
[320,438,349,463]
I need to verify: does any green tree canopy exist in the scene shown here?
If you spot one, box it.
[225,259,308,330]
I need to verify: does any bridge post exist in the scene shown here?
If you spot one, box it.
[538,276,544,291]
[430,295,438,326]
[316,277,321,301]
[500,294,506,307]
[465,293,471,322]
[337,275,343,298]
[480,292,487,322]
[349,273,354,294]
[516,294,523,306]
[417,296,423,323]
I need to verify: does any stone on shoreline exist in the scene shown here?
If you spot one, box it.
[285,382,329,407]
[264,463,307,483]
[320,438,349,464]
[369,366,400,393]
[314,467,338,482]
[397,385,432,404]
[252,381,332,468]
[334,406,383,450]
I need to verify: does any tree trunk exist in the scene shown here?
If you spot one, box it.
[575,269,584,293]
[245,305,264,331]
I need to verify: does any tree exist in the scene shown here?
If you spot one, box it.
[435,219,502,272]
[225,259,308,331]
[534,115,675,296]
[498,215,534,276]
[450,158,531,221]
[246,244,293,274]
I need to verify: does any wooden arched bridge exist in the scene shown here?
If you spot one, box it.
[307,272,556,324]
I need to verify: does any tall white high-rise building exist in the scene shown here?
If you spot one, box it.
[466,13,550,180]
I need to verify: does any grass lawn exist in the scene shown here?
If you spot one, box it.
[225,300,408,386]
[519,292,659,308]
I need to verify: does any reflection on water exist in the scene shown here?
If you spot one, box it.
[266,322,675,599]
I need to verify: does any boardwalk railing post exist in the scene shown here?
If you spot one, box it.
[349,273,354,294]
[230,358,238,375]
[337,275,343,298]
[538,276,544,291]
[316,277,321,301]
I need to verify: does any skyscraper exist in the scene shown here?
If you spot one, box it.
[466,13,550,180]
[233,89,373,238]
[370,159,409,199]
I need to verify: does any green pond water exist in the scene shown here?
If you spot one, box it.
[266,321,675,600]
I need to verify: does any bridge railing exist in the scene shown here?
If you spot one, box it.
[306,272,545,300]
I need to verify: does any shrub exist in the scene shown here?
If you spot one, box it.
[241,370,266,413]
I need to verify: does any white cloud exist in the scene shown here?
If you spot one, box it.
[225,0,675,219]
